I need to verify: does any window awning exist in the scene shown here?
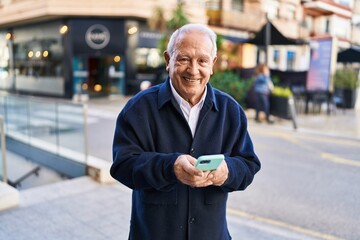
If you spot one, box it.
[244,21,306,46]
[337,47,360,63]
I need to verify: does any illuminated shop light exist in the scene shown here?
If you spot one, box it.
[35,51,41,58]
[43,51,49,58]
[5,33,12,40]
[94,84,102,92]
[59,25,68,34]
[28,51,34,58]
[82,83,88,90]
[114,55,121,62]
[128,26,138,35]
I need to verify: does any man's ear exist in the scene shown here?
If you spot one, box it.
[164,51,170,71]
[211,56,218,75]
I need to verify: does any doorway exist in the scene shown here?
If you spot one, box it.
[73,55,125,98]
[87,57,108,97]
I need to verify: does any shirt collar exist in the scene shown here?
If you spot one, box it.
[169,79,207,108]
[158,77,218,112]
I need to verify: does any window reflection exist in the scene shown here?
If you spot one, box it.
[0,32,11,89]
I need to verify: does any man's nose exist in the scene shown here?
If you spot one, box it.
[187,60,199,74]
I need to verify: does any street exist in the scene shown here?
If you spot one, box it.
[227,124,360,240]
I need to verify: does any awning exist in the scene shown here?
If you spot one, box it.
[210,26,249,44]
[223,35,247,43]
[244,21,306,46]
[337,47,360,63]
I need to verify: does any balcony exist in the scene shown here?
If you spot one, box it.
[303,0,352,17]
[221,10,264,32]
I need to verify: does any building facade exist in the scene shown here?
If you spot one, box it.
[0,0,206,98]
[0,0,358,99]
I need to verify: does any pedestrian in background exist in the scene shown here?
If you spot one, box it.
[111,23,261,240]
[254,63,274,123]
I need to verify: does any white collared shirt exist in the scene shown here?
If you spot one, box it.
[170,80,207,137]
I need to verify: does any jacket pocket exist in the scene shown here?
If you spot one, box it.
[140,187,178,205]
[204,186,228,205]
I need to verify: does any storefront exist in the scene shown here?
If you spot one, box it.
[0,18,163,99]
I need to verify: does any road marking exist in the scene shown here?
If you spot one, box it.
[277,133,360,168]
[227,208,346,240]
[321,153,360,167]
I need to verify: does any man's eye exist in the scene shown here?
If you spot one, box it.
[199,59,209,65]
[178,58,189,64]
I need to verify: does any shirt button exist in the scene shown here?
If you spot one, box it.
[189,217,196,224]
[190,148,195,154]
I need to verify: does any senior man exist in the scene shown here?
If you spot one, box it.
[111,23,261,240]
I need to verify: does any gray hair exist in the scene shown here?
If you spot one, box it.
[166,23,217,60]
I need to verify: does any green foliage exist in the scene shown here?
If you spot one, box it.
[216,35,224,53]
[334,68,359,90]
[156,3,189,54]
[271,75,281,85]
[166,3,189,30]
[271,86,293,98]
[210,71,254,107]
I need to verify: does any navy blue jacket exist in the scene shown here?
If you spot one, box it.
[111,78,261,240]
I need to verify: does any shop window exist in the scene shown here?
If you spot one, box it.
[0,32,11,89]
[287,51,295,71]
[273,49,279,67]
[12,21,65,95]
[14,39,63,78]
[135,48,162,73]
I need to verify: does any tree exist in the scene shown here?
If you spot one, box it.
[152,2,189,54]
[166,2,189,30]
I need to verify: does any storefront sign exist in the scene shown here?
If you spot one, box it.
[85,24,110,50]
[306,37,337,91]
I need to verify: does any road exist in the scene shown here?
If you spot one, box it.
[86,103,360,240]
[227,125,360,240]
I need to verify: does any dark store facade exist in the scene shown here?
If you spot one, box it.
[0,17,163,99]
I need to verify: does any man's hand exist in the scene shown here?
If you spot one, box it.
[174,155,213,187]
[174,155,229,187]
[207,160,229,186]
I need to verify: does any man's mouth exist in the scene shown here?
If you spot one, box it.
[184,77,199,83]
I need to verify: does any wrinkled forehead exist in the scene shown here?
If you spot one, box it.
[173,31,214,55]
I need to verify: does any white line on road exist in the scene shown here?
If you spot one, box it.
[227,208,346,240]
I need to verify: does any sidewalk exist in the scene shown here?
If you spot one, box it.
[0,95,359,240]
[0,176,319,240]
[247,107,360,141]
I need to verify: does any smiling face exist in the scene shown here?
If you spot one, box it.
[164,31,217,106]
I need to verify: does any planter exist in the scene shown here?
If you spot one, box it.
[270,95,292,119]
[334,88,357,109]
[342,89,357,108]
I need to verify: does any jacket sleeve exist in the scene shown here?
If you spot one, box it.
[220,109,261,192]
[110,110,179,191]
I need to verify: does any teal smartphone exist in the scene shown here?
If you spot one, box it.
[195,154,224,171]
